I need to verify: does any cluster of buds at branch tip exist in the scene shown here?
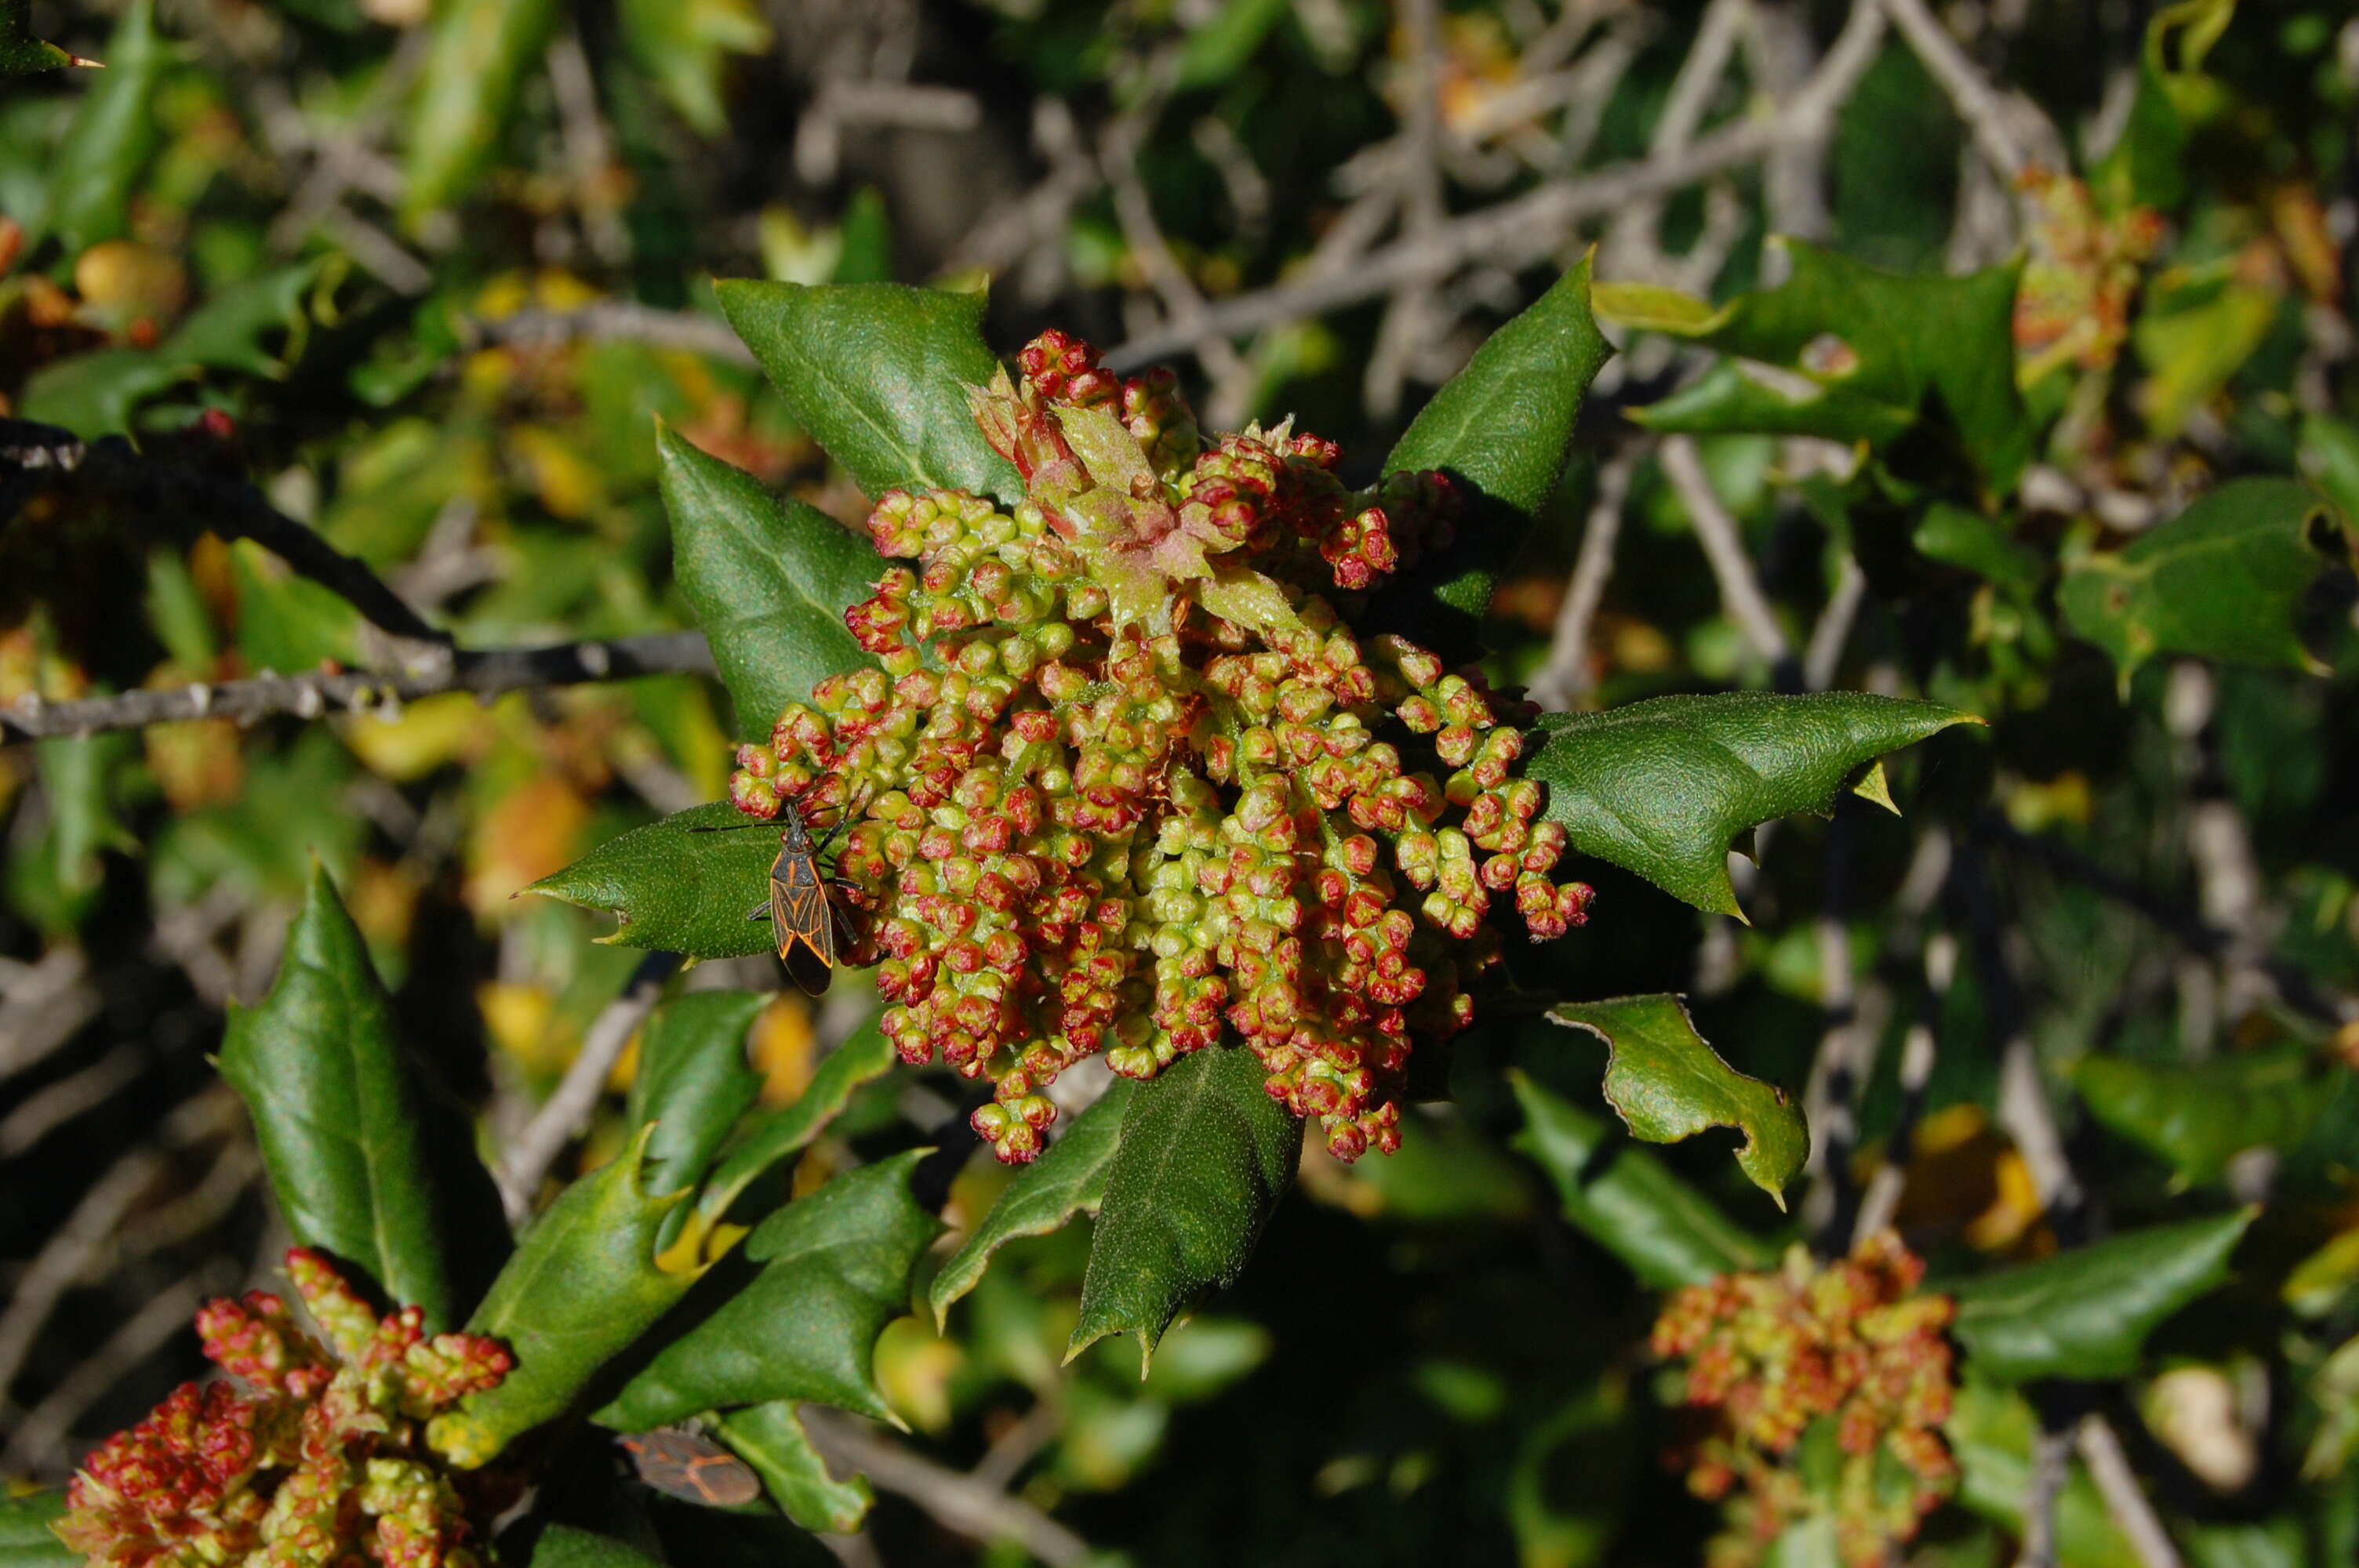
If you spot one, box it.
[732,329,1594,1163]
[55,1249,513,1568]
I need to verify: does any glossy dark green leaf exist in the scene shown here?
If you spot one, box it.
[402,0,562,223]
[616,0,769,140]
[657,423,878,739]
[1070,1047,1302,1367]
[0,1490,75,1567]
[529,802,777,960]
[598,1149,940,1429]
[2058,478,2340,686]
[715,1400,874,1534]
[1376,256,1611,651]
[1509,1072,1772,1289]
[930,1078,1139,1327]
[1549,994,1807,1203]
[2071,1049,2324,1188]
[1527,693,1976,916]
[436,1130,699,1466]
[31,0,162,256]
[713,281,1020,504]
[524,1524,666,1568]
[0,0,86,74]
[1946,1210,2255,1383]
[220,862,471,1330]
[627,989,766,1199]
[695,1019,899,1229]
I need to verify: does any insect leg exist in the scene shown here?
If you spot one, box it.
[746,901,772,922]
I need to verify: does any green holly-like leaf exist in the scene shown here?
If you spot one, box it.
[0,0,92,74]
[1945,1210,2255,1383]
[1946,1383,2145,1568]
[435,1129,701,1467]
[0,1490,75,1568]
[1547,995,1807,1204]
[929,1078,1139,1328]
[714,280,1021,505]
[164,262,326,379]
[27,0,161,256]
[16,349,181,437]
[1509,1072,1772,1289]
[524,1525,667,1568]
[715,1401,874,1535]
[1070,1047,1302,1369]
[693,1018,900,1229]
[1374,256,1612,657]
[2071,1049,2324,1189]
[1527,692,1976,917]
[2058,477,2341,687]
[627,990,767,1201]
[529,802,776,960]
[657,423,879,739]
[597,1150,941,1429]
[402,0,563,223]
[616,0,771,140]
[220,862,502,1333]
[1914,500,2045,590]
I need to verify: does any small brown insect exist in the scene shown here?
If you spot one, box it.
[618,1428,762,1508]
[695,793,863,996]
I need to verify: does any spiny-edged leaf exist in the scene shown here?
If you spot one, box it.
[1626,241,2030,489]
[713,280,1020,504]
[1945,1209,2255,1383]
[930,1078,1138,1327]
[1374,256,1611,655]
[220,862,489,1330]
[402,0,562,223]
[1946,1382,2144,1568]
[627,989,766,1200]
[434,1129,700,1467]
[524,1525,666,1568]
[657,423,878,739]
[1547,995,1807,1204]
[2058,477,2341,687]
[2071,1048,2324,1188]
[29,0,162,256]
[0,1490,75,1567]
[16,347,180,437]
[529,802,776,959]
[714,1401,874,1535]
[0,0,89,74]
[163,262,324,379]
[1069,1047,1302,1368]
[1509,1072,1772,1288]
[596,1150,941,1429]
[1527,693,1977,916]
[695,1018,899,1230]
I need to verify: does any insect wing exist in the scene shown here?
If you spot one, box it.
[769,845,836,996]
[619,1429,761,1508]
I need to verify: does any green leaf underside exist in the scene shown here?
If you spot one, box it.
[2071,1049,2324,1188]
[2058,477,2339,684]
[219,863,464,1330]
[598,1150,940,1429]
[656,424,879,739]
[1945,1210,2255,1383]
[449,1130,696,1462]
[525,1526,666,1568]
[930,1077,1140,1327]
[1548,995,1808,1203]
[696,1018,900,1228]
[1070,1047,1302,1368]
[714,280,1020,505]
[627,990,767,1200]
[529,802,778,960]
[0,1490,75,1567]
[1528,693,1976,916]
[1509,1073,1772,1288]
[714,1401,874,1535]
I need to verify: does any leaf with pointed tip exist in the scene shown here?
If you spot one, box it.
[930,1079,1138,1327]
[2071,1049,2324,1189]
[0,1490,75,1567]
[1945,1210,2255,1383]
[1547,996,1807,1203]
[28,0,161,256]
[714,281,1020,504]
[657,424,878,739]
[695,1018,900,1229]
[1070,1048,1301,1367]
[596,1151,940,1429]
[402,0,562,223]
[715,1402,873,1535]
[221,863,503,1331]
[628,990,767,1200]
[529,803,777,960]
[1527,693,1976,916]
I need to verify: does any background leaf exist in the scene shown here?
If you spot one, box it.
[1527,693,1976,916]
[713,281,1020,504]
[695,1019,899,1228]
[0,1491,75,1568]
[1945,1210,2255,1383]
[627,989,766,1200]
[1070,1047,1302,1367]
[524,1525,666,1568]
[616,0,771,140]
[714,1400,874,1534]
[2071,1049,2324,1188]
[657,423,878,739]
[1547,995,1807,1203]
[930,1077,1138,1327]
[529,803,776,959]
[402,0,563,223]
[29,0,160,257]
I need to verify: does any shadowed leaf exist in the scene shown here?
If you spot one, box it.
[715,1402,873,1535]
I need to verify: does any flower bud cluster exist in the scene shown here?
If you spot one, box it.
[732,330,1593,1163]
[56,1249,513,1568]
[1651,1234,1957,1568]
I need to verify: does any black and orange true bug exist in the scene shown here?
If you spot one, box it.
[617,1428,761,1508]
[694,792,863,996]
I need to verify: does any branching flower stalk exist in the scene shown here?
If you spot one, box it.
[729,332,1594,1163]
